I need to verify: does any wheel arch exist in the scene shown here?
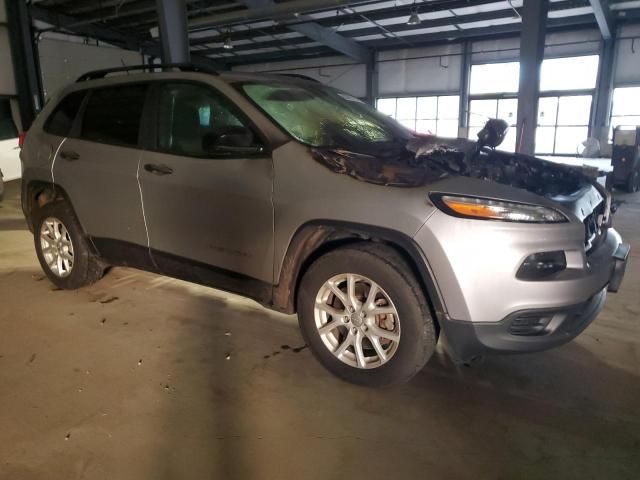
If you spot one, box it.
[272,220,447,328]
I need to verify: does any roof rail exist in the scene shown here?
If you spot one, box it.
[76,63,219,82]
[275,73,321,83]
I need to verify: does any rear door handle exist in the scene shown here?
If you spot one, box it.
[144,163,174,175]
[60,150,80,161]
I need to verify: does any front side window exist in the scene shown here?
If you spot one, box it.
[44,90,86,138]
[81,84,147,147]
[157,82,255,157]
[239,81,412,150]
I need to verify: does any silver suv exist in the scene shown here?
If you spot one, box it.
[20,65,630,386]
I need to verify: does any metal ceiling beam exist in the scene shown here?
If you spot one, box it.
[223,46,335,65]
[588,0,615,39]
[359,14,597,49]
[28,4,225,69]
[234,0,372,62]
[190,0,586,49]
[229,0,373,63]
[189,0,386,29]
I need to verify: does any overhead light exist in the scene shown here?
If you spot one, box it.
[223,33,233,50]
[407,9,421,26]
[149,26,159,38]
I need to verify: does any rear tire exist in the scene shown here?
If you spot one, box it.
[33,201,105,289]
[297,243,436,387]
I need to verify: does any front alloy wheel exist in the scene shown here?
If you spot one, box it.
[297,244,436,386]
[40,217,75,277]
[314,273,401,369]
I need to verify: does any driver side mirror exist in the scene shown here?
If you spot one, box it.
[202,126,262,154]
[477,119,509,149]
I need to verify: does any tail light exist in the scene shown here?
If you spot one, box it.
[18,132,26,149]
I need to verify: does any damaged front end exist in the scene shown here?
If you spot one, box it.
[311,119,613,251]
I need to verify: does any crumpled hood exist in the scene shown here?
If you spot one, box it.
[311,134,603,197]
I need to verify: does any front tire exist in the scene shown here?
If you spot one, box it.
[33,201,105,289]
[297,244,437,387]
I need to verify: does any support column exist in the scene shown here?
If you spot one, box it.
[365,56,378,107]
[156,0,190,64]
[515,0,549,155]
[458,40,471,138]
[6,0,42,130]
[591,38,616,153]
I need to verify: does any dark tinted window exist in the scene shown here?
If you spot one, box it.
[81,84,147,147]
[157,83,255,157]
[0,100,18,141]
[44,91,86,137]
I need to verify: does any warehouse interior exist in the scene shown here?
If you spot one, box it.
[1,0,639,478]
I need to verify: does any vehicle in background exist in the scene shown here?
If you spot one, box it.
[19,65,630,386]
[610,126,640,193]
[0,99,22,187]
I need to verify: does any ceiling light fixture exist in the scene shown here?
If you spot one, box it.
[223,31,233,50]
[407,1,421,26]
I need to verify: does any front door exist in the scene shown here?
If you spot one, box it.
[138,81,274,287]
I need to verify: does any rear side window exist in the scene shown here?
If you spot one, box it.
[81,84,148,147]
[44,91,86,137]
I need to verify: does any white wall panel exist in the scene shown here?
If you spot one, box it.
[232,56,366,97]
[378,44,462,95]
[544,29,601,57]
[38,37,144,98]
[615,23,640,85]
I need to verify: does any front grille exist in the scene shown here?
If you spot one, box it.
[584,201,606,252]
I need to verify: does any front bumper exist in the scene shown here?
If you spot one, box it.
[414,208,630,363]
[435,237,629,363]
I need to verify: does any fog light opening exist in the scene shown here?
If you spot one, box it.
[516,251,567,280]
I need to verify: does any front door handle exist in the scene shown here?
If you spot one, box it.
[60,150,80,161]
[144,163,174,175]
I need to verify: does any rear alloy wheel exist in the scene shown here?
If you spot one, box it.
[298,244,436,386]
[39,217,75,278]
[33,201,106,290]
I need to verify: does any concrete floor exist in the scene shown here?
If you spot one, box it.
[0,179,639,480]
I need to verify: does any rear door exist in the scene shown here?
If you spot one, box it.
[138,81,274,284]
[52,83,150,259]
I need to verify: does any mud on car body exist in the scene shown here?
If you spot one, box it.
[20,66,630,386]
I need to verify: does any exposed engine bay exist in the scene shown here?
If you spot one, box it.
[311,134,601,197]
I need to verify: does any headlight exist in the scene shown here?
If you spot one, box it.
[431,194,568,223]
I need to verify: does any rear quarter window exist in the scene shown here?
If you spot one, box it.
[81,84,148,147]
[0,99,18,140]
[44,90,86,137]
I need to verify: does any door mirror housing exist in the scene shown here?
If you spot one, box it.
[477,119,509,149]
[203,126,261,154]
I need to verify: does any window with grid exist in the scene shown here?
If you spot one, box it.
[535,95,592,155]
[376,95,460,137]
[610,86,640,138]
[535,55,599,155]
[468,98,518,152]
[467,62,519,152]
